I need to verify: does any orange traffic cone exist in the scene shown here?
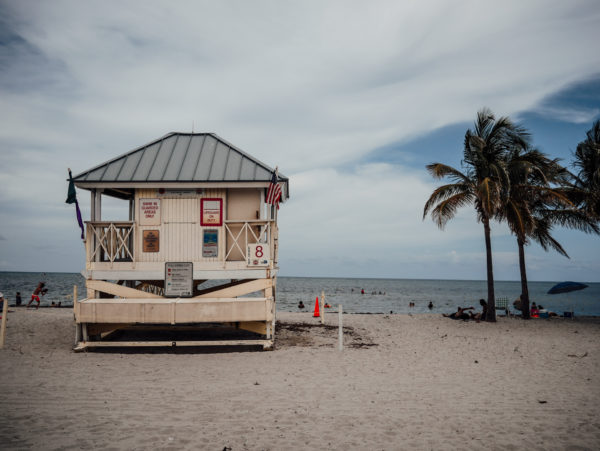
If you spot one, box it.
[313,296,320,317]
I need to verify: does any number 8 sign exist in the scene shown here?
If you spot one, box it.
[247,244,270,266]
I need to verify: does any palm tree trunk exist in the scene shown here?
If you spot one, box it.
[483,216,496,322]
[518,237,531,319]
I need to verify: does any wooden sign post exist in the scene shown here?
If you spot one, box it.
[338,304,343,351]
[320,290,325,324]
[0,294,8,348]
[73,285,81,345]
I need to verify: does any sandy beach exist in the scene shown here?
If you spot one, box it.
[1,308,599,450]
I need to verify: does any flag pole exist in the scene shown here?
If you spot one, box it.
[274,166,279,222]
[67,167,85,242]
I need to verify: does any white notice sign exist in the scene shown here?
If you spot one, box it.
[247,243,270,267]
[139,198,161,225]
[165,262,193,297]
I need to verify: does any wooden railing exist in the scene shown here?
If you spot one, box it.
[224,220,275,263]
[85,220,277,265]
[86,221,134,263]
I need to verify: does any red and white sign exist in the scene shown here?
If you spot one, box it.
[201,198,223,226]
[139,198,161,225]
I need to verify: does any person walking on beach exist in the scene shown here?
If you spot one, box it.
[15,292,22,306]
[27,282,47,309]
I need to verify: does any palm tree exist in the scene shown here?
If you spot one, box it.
[572,120,600,221]
[502,149,571,319]
[502,146,600,319]
[423,108,528,322]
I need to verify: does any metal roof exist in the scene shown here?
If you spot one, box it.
[73,132,288,191]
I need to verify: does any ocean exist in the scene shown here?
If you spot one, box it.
[1,271,599,316]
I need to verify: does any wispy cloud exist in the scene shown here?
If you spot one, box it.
[1,1,599,278]
[533,106,600,124]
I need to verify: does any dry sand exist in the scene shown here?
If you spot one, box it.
[1,308,599,450]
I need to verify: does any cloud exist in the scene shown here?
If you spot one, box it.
[1,1,599,279]
[278,163,488,277]
[3,2,600,172]
[533,106,600,124]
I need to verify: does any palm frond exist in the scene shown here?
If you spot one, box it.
[423,183,472,218]
[531,221,570,258]
[425,163,470,184]
[544,209,600,235]
[430,192,474,229]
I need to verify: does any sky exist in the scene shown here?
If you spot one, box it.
[1,0,599,282]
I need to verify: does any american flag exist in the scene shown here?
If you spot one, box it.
[266,168,282,209]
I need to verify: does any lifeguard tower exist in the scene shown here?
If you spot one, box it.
[71,132,288,350]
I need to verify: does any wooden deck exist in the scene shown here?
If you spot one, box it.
[74,297,275,351]
[76,297,274,324]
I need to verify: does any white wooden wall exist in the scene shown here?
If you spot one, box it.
[135,188,226,263]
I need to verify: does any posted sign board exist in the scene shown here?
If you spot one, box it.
[201,198,223,226]
[142,230,159,252]
[165,262,193,297]
[202,229,218,258]
[139,199,161,225]
[247,243,270,267]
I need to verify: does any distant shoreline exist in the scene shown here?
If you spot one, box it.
[1,270,598,284]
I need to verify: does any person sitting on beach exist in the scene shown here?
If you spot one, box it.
[443,306,474,320]
[298,301,305,309]
[16,292,22,306]
[531,302,539,318]
[27,282,47,310]
[471,299,488,321]
[513,296,523,312]
[324,303,331,308]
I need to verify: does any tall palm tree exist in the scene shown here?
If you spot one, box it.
[423,108,528,322]
[572,119,600,221]
[502,146,600,319]
[502,149,571,319]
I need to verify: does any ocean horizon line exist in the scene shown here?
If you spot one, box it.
[1,270,597,285]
